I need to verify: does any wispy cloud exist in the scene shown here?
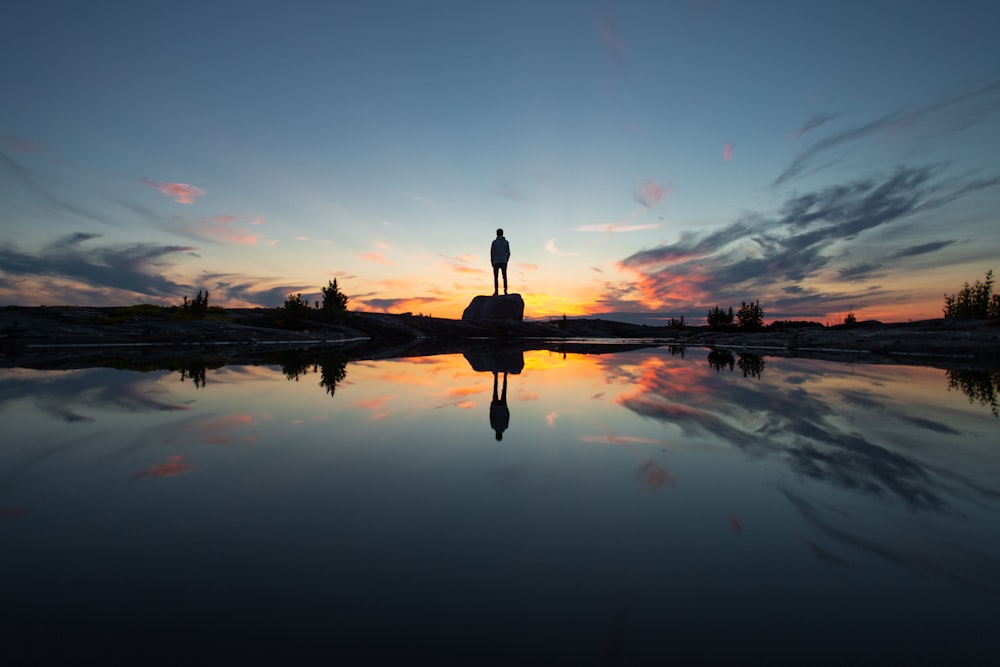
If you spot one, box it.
[358,250,393,265]
[613,164,1000,318]
[576,222,660,233]
[142,178,206,204]
[0,134,48,153]
[723,142,734,161]
[597,11,626,77]
[776,80,1000,186]
[545,238,578,256]
[0,233,197,297]
[1,152,114,226]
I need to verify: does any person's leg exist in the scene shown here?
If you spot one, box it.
[492,264,499,295]
[501,264,508,294]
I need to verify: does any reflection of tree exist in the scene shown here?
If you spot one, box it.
[319,361,348,397]
[946,368,1000,417]
[707,350,765,379]
[707,349,734,373]
[279,353,348,398]
[737,353,765,379]
[179,363,207,388]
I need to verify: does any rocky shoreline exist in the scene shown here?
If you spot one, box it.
[1,305,998,370]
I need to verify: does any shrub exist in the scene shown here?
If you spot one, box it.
[282,293,314,325]
[737,300,764,330]
[943,270,1000,319]
[182,290,210,318]
[706,305,734,329]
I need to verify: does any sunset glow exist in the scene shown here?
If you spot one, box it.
[1,3,998,323]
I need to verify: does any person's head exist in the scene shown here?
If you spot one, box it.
[496,228,504,237]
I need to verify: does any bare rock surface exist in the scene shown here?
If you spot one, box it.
[1,305,998,370]
[462,294,525,322]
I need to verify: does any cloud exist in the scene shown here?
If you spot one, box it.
[1,152,114,226]
[358,250,393,265]
[723,143,734,161]
[614,164,1000,318]
[358,296,441,313]
[633,178,670,208]
[580,179,671,234]
[791,113,838,139]
[575,223,660,233]
[597,11,626,77]
[545,238,578,256]
[142,178,206,204]
[0,134,48,153]
[0,233,197,297]
[775,80,1000,186]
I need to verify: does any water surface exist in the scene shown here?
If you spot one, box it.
[2,347,998,663]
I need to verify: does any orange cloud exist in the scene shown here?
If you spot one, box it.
[142,178,205,204]
[359,251,393,265]
[130,455,194,480]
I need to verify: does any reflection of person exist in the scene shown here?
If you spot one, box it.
[491,228,510,296]
[490,371,510,441]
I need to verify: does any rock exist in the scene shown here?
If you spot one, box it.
[462,294,524,322]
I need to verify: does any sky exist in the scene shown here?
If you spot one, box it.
[2,0,999,324]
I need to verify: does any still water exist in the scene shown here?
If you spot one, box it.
[2,346,999,663]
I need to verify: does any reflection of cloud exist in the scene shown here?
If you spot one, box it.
[0,368,190,422]
[130,455,193,480]
[612,352,996,513]
[782,486,1000,596]
[142,178,206,204]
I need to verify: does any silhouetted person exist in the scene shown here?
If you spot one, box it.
[490,371,509,441]
[491,228,510,296]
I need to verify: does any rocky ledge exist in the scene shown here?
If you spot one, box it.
[1,305,998,369]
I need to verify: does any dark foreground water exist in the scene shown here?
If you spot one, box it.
[2,346,998,664]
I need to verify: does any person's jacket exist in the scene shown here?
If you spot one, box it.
[491,237,510,264]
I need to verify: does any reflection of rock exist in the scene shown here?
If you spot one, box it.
[464,348,524,374]
[462,294,525,322]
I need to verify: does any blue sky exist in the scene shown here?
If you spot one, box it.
[2,0,999,322]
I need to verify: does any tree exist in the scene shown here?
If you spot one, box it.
[943,270,1000,319]
[737,300,764,330]
[320,279,349,322]
[707,305,734,329]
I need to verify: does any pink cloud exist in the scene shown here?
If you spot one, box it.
[143,178,205,204]
[0,134,48,153]
[723,142,734,160]
[633,179,670,208]
[211,215,237,223]
[598,11,626,76]
[250,216,265,225]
